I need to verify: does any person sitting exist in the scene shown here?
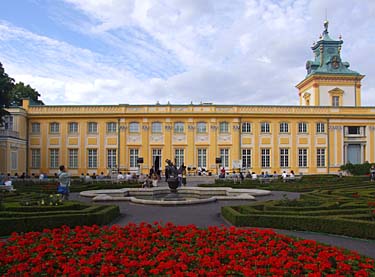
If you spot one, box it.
[117,172,124,180]
[85,173,91,183]
[251,172,257,180]
[289,170,295,179]
[282,171,288,182]
[272,171,279,180]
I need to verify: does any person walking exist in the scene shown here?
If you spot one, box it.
[57,165,70,200]
[370,165,375,182]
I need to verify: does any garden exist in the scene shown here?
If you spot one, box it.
[0,222,374,276]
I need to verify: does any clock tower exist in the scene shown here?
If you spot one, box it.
[296,21,364,107]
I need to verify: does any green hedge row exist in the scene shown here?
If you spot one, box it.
[0,204,120,236]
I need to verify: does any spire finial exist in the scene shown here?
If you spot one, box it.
[323,20,329,34]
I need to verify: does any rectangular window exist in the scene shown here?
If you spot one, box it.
[280,148,289,167]
[298,122,307,133]
[129,149,139,168]
[261,148,270,168]
[241,122,251,133]
[11,151,17,170]
[152,122,162,133]
[2,116,13,130]
[49,149,59,168]
[317,148,325,167]
[69,149,78,169]
[348,126,360,135]
[152,149,162,169]
[279,122,289,133]
[220,148,229,168]
[107,149,117,168]
[197,148,207,168]
[175,149,184,168]
[261,122,270,133]
[31,149,41,168]
[332,96,340,107]
[316,122,325,133]
[88,122,98,134]
[242,149,252,169]
[88,149,97,168]
[31,123,40,134]
[298,148,308,167]
[174,122,184,133]
[219,122,229,133]
[68,122,78,133]
[50,122,59,133]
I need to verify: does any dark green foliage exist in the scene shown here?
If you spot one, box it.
[0,62,13,126]
[222,181,375,239]
[9,82,44,106]
[340,162,373,176]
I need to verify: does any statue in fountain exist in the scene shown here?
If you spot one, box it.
[164,159,183,199]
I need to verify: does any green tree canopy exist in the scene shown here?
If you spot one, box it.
[0,62,14,126]
[10,82,44,106]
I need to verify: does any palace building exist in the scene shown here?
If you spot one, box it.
[1,21,372,176]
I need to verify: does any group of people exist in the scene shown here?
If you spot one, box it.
[219,168,296,181]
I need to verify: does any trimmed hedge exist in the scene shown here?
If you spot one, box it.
[222,183,375,239]
[0,203,120,236]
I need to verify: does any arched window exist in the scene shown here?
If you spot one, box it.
[152,122,162,133]
[174,122,184,133]
[219,122,229,133]
[196,122,207,133]
[129,122,140,132]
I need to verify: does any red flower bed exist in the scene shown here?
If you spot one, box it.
[0,223,374,276]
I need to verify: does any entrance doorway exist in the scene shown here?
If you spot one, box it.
[347,144,361,164]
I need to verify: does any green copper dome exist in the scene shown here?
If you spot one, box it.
[305,21,360,76]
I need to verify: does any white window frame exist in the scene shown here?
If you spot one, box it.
[261,148,270,168]
[106,122,117,133]
[197,122,207,133]
[279,122,289,133]
[68,122,78,134]
[50,122,60,134]
[220,148,229,168]
[298,122,307,133]
[241,122,251,133]
[69,149,78,169]
[11,151,17,170]
[175,149,184,168]
[219,122,229,133]
[129,149,139,168]
[31,149,41,168]
[88,149,98,168]
[174,122,184,133]
[261,122,270,133]
[31,123,40,134]
[298,148,308,167]
[280,148,289,168]
[151,122,162,133]
[88,122,98,134]
[316,122,325,133]
[129,122,140,133]
[332,96,340,107]
[49,149,59,168]
[197,148,207,168]
[107,149,117,168]
[317,148,326,167]
[242,149,252,169]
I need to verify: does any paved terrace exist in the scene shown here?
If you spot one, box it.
[71,176,375,259]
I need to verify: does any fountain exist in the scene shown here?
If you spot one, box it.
[163,159,185,201]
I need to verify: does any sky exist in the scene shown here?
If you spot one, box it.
[0,0,374,106]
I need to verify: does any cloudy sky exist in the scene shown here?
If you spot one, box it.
[0,0,374,106]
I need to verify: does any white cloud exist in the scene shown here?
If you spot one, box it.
[0,0,374,106]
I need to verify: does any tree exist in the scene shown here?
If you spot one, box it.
[0,62,14,126]
[9,82,44,106]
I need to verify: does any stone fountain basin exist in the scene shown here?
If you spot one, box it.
[80,187,271,205]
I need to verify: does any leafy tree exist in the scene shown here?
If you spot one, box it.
[9,82,44,106]
[0,62,14,126]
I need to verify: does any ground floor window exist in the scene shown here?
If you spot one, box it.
[49,149,59,169]
[11,151,17,170]
[242,149,252,169]
[317,148,325,167]
[152,149,162,169]
[261,148,270,168]
[220,148,229,168]
[197,149,207,168]
[280,148,289,168]
[107,149,117,169]
[130,149,139,168]
[175,149,184,168]
[88,149,97,168]
[31,149,40,168]
[298,148,308,167]
[69,149,78,169]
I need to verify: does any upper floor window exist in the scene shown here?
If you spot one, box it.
[68,122,78,134]
[279,122,289,133]
[261,122,270,133]
[219,122,229,133]
[88,122,98,134]
[316,122,325,133]
[332,96,340,107]
[298,122,308,133]
[348,126,360,135]
[174,122,184,133]
[151,122,162,133]
[106,122,117,133]
[241,122,251,133]
[197,122,207,133]
[129,122,139,132]
[49,122,60,134]
[31,123,40,134]
[2,116,13,130]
